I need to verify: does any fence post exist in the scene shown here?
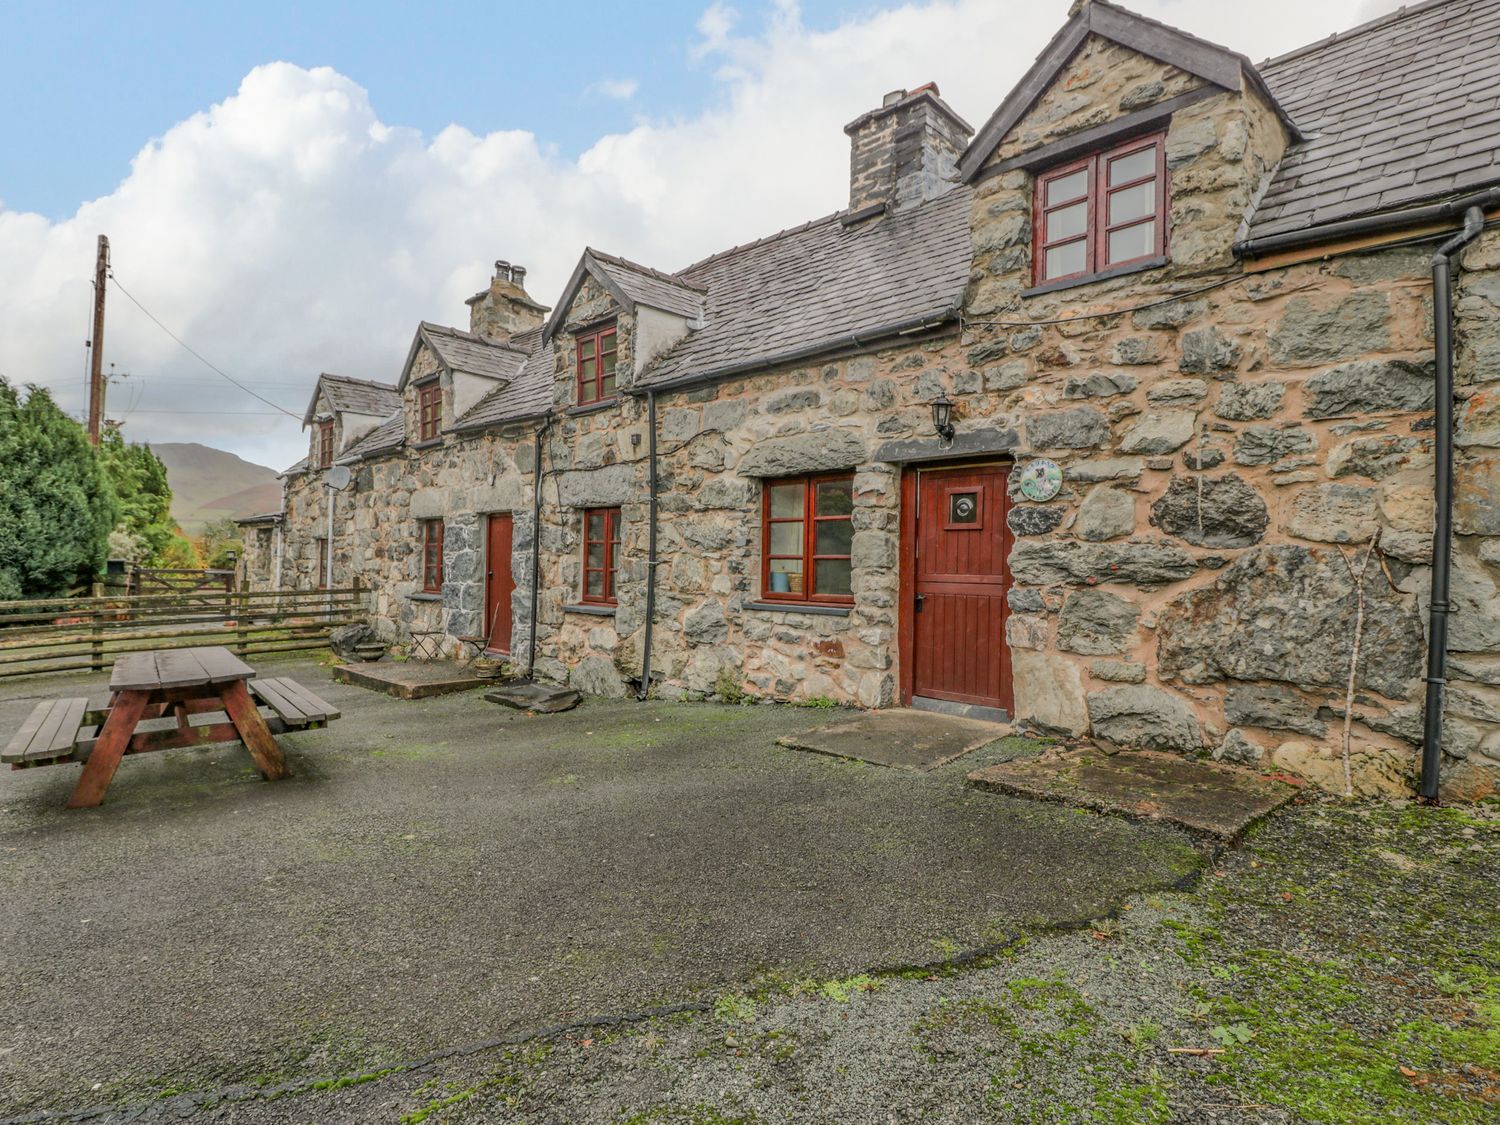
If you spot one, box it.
[236,589,249,655]
[90,609,104,673]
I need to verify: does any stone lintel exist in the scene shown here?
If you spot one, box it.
[875,427,1019,464]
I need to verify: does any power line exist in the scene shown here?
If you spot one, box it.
[106,272,303,421]
[117,408,290,416]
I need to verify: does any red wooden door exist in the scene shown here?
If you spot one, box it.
[911,464,1013,712]
[484,514,515,654]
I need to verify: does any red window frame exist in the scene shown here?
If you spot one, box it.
[760,474,855,605]
[417,380,442,442]
[317,420,334,468]
[421,519,444,593]
[1033,131,1167,286]
[575,325,618,406]
[582,507,621,604]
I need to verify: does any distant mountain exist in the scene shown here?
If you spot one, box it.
[149,442,282,534]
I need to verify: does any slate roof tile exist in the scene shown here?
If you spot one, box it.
[420,322,529,382]
[338,414,405,462]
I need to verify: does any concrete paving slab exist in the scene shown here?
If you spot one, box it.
[778,707,1009,771]
[333,660,486,699]
[485,681,582,713]
[967,747,1298,840]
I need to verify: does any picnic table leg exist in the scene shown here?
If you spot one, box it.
[219,680,292,781]
[68,691,149,809]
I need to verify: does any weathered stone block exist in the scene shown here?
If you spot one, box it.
[1063,372,1138,399]
[1012,650,1088,735]
[1304,358,1434,419]
[1269,292,1389,366]
[1178,328,1241,375]
[1215,382,1285,421]
[1149,474,1268,548]
[1131,298,1206,330]
[1008,505,1066,537]
[1224,682,1327,737]
[1074,485,1135,541]
[1025,406,1110,449]
[1119,410,1196,455]
[1233,426,1315,466]
[1113,337,1162,365]
[1157,544,1425,698]
[1147,378,1209,406]
[1091,659,1146,683]
[736,429,866,477]
[1057,588,1140,655]
[1328,434,1428,480]
[1285,483,1380,544]
[1455,459,1500,534]
[1010,540,1197,587]
[1086,685,1202,752]
[1067,458,1144,483]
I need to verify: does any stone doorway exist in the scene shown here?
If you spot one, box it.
[899,462,1014,721]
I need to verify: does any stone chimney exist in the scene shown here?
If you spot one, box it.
[843,83,973,217]
[466,260,550,341]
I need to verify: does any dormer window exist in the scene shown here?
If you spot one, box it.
[317,420,334,468]
[1034,132,1166,287]
[576,325,618,406]
[417,381,442,442]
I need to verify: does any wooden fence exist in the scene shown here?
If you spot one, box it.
[0,581,364,679]
[127,567,236,596]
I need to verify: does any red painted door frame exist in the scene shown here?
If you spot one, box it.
[484,513,515,655]
[898,461,1014,712]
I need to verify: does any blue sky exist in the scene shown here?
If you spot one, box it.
[1,0,872,219]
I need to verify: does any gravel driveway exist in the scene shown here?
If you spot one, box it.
[0,655,1199,1118]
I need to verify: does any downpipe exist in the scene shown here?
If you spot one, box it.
[1420,205,1486,803]
[637,390,660,701]
[526,414,553,681]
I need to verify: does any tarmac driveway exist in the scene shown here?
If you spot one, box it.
[0,655,1199,1116]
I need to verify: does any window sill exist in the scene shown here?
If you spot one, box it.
[566,399,618,417]
[1021,255,1168,298]
[563,603,616,616]
[744,601,852,617]
[408,592,442,602]
[412,437,443,450]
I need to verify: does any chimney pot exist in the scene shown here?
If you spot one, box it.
[494,259,511,280]
[511,265,527,288]
[882,88,906,107]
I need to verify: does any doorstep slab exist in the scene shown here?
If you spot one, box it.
[967,748,1298,840]
[484,681,582,713]
[778,708,1009,771]
[332,662,487,700]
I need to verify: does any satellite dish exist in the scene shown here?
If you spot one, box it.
[324,465,352,491]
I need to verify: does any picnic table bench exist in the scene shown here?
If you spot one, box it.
[3,646,339,808]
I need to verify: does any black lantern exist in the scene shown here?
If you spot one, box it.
[931,393,955,442]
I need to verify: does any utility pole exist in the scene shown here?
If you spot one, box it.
[87,235,110,445]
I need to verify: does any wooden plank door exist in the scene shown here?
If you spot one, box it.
[910,464,1013,712]
[484,514,515,654]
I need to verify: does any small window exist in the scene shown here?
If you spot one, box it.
[316,538,329,590]
[1034,132,1166,286]
[576,325,618,405]
[761,475,854,603]
[421,519,444,593]
[317,420,334,468]
[582,507,621,604]
[417,381,442,442]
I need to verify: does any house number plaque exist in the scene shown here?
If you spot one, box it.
[1017,458,1063,503]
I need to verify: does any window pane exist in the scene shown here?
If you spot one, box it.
[815,559,852,596]
[815,520,853,555]
[603,350,617,373]
[586,543,604,568]
[1108,220,1156,263]
[770,521,803,555]
[579,339,596,359]
[587,512,605,539]
[1045,169,1087,206]
[1044,240,1087,279]
[586,571,604,597]
[815,478,853,516]
[1108,181,1155,226]
[769,483,804,519]
[769,558,803,575]
[601,372,616,397]
[1109,147,1155,185]
[580,357,596,380]
[1047,201,1087,241]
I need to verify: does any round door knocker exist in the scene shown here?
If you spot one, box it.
[1017,457,1063,503]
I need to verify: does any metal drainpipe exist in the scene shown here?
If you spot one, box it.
[637,390,660,701]
[1421,205,1487,803]
[526,415,553,681]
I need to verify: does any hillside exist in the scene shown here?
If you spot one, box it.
[150,442,282,534]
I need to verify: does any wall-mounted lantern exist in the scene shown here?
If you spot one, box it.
[930,393,955,442]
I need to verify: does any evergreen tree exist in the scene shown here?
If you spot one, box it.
[0,379,119,598]
[98,427,189,563]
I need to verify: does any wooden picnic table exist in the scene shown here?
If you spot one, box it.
[68,646,292,808]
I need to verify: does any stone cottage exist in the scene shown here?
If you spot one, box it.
[249,0,1500,800]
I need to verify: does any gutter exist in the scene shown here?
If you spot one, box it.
[1235,187,1500,260]
[1420,204,1487,804]
[525,413,553,680]
[637,390,660,701]
[631,307,960,396]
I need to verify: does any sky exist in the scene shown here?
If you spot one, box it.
[0,0,1402,472]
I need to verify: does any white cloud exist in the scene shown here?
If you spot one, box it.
[0,0,1378,472]
[588,77,640,100]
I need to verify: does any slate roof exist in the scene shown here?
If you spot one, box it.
[635,185,972,389]
[449,326,553,432]
[302,372,399,426]
[280,456,309,478]
[586,249,706,321]
[338,413,406,462]
[234,510,282,525]
[416,322,529,384]
[1249,0,1500,239]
